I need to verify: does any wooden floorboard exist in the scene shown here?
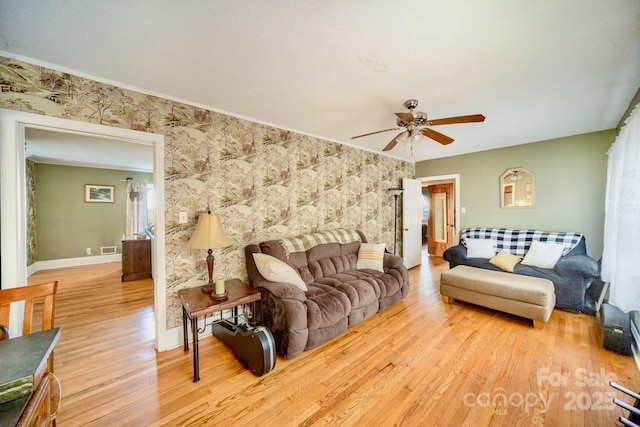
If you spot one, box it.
[27,255,640,426]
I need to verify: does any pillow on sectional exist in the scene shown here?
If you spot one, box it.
[521,240,564,269]
[465,238,497,258]
[253,253,307,291]
[357,243,385,272]
[489,251,521,272]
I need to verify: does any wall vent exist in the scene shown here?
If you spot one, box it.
[101,246,117,255]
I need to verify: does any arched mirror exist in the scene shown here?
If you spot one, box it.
[500,167,534,208]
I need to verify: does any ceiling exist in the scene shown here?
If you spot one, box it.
[2,1,640,164]
[25,128,153,172]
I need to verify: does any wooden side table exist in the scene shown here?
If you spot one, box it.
[178,279,261,382]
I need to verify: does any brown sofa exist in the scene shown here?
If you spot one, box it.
[245,230,409,358]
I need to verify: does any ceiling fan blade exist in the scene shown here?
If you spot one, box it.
[383,132,405,151]
[421,128,454,145]
[395,112,414,124]
[426,114,485,126]
[351,127,400,139]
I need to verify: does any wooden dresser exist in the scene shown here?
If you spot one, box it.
[121,238,152,282]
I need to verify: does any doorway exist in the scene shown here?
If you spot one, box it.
[426,182,455,257]
[0,109,168,350]
[417,174,460,260]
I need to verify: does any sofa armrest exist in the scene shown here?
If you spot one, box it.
[245,243,307,301]
[443,244,467,265]
[555,255,599,278]
[383,253,404,269]
[253,278,307,302]
[255,285,309,358]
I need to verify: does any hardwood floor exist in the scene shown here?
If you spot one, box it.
[28,257,639,426]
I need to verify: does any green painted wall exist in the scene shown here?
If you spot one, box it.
[35,164,152,261]
[415,130,615,258]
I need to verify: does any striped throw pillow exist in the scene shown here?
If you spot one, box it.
[356,243,385,272]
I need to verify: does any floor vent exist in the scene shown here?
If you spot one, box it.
[101,246,117,255]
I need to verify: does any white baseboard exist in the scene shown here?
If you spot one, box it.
[28,253,122,275]
[165,326,184,351]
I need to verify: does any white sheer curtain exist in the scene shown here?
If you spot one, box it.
[125,180,148,237]
[601,105,640,313]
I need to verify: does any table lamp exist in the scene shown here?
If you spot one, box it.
[187,212,233,298]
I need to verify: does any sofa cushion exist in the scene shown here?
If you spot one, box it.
[253,253,307,291]
[307,242,359,280]
[465,239,497,258]
[260,240,309,269]
[356,243,385,272]
[317,273,380,307]
[522,240,564,269]
[489,251,521,272]
[304,283,351,330]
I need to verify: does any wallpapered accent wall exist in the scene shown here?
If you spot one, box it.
[0,56,415,329]
[26,159,37,265]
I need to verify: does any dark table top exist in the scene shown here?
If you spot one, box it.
[0,327,61,427]
[178,279,261,318]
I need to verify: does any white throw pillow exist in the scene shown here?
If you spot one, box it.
[465,239,496,258]
[521,240,564,269]
[252,253,307,291]
[357,243,385,272]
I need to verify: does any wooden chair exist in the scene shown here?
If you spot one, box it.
[0,281,60,425]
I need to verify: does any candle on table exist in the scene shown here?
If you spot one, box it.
[215,277,225,295]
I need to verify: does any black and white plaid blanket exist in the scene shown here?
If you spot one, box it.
[461,227,583,257]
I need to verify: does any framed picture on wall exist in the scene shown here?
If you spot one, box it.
[85,184,115,203]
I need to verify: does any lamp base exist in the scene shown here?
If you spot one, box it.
[200,283,216,294]
[211,291,228,301]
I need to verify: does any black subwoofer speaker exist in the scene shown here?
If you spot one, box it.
[600,302,632,356]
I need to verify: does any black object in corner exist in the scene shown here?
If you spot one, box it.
[600,302,632,356]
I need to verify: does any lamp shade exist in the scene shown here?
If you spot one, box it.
[187,214,234,249]
[388,187,403,196]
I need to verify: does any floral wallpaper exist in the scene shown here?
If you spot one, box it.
[0,56,415,329]
[26,159,37,265]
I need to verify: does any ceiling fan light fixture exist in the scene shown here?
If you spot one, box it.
[350,98,486,156]
[396,132,409,146]
[410,131,424,144]
[510,169,523,180]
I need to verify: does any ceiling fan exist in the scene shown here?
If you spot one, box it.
[351,99,485,156]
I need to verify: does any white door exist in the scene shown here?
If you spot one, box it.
[402,177,422,269]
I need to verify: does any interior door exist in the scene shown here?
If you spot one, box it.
[427,183,455,257]
[402,178,422,269]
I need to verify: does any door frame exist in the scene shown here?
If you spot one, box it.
[416,173,461,247]
[401,177,422,269]
[0,109,167,351]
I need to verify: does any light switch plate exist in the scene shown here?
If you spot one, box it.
[179,211,188,224]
